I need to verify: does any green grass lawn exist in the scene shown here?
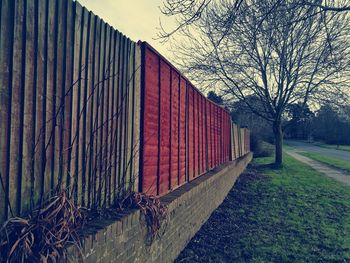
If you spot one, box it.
[299,151,350,173]
[315,143,350,152]
[176,154,350,262]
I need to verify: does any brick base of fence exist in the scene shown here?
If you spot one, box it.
[66,153,253,263]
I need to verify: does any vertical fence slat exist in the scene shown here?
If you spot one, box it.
[220,109,223,163]
[76,6,89,205]
[10,0,25,216]
[193,89,197,178]
[210,102,213,168]
[85,12,95,207]
[223,112,225,161]
[159,60,171,195]
[62,0,73,201]
[196,92,200,176]
[100,23,110,206]
[208,102,212,168]
[34,0,48,206]
[115,33,123,196]
[205,99,209,170]
[0,0,15,221]
[176,73,181,186]
[122,37,130,195]
[118,35,126,196]
[198,92,201,174]
[124,40,131,194]
[97,21,106,205]
[71,2,82,200]
[171,70,179,189]
[22,0,37,212]
[185,80,189,182]
[188,87,193,180]
[106,26,115,205]
[168,68,172,190]
[126,41,135,193]
[132,43,141,193]
[45,0,56,198]
[179,77,186,185]
[201,96,205,173]
[55,0,67,190]
[200,96,204,173]
[213,105,216,166]
[111,31,121,200]
[92,16,101,206]
[61,0,73,201]
[124,38,130,195]
[223,109,225,162]
[86,13,96,207]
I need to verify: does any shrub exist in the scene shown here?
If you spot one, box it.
[252,140,274,157]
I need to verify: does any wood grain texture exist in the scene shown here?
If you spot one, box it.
[0,0,142,223]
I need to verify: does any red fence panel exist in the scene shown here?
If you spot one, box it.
[140,42,250,197]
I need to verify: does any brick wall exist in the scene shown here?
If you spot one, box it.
[67,153,253,263]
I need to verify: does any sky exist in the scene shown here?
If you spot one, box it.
[77,0,175,60]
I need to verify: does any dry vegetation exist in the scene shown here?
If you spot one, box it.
[0,191,168,262]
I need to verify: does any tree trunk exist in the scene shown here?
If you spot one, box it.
[273,121,283,168]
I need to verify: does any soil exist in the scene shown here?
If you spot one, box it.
[175,165,269,263]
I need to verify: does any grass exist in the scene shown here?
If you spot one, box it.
[299,151,350,173]
[315,143,350,152]
[176,154,350,262]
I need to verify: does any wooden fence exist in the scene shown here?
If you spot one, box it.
[0,0,250,224]
[140,43,233,196]
[0,0,141,223]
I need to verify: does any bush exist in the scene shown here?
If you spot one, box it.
[252,140,274,157]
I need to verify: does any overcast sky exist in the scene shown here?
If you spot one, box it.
[78,0,175,60]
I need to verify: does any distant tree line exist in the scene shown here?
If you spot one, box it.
[286,104,350,145]
[208,91,350,146]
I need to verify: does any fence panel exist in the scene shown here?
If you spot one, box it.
[139,42,243,197]
[0,0,141,223]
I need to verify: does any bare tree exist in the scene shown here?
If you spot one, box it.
[158,0,350,40]
[160,0,350,167]
[299,0,350,12]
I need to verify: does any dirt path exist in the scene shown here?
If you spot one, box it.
[286,150,350,187]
